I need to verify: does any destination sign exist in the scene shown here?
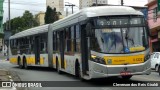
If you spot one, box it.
[97,17,143,26]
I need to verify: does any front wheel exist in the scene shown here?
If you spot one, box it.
[56,60,62,74]
[155,65,158,72]
[24,58,28,69]
[122,75,132,80]
[18,59,23,69]
[77,64,86,81]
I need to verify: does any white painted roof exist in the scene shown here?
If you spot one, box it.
[51,6,143,31]
[10,24,49,39]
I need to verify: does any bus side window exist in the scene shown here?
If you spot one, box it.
[40,33,47,53]
[57,32,60,51]
[10,40,12,47]
[75,24,80,52]
[53,32,56,51]
[64,28,71,53]
[71,26,75,53]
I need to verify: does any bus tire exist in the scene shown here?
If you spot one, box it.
[76,62,85,81]
[23,57,28,69]
[75,61,79,78]
[122,75,132,80]
[18,57,23,69]
[56,59,62,74]
[155,65,158,72]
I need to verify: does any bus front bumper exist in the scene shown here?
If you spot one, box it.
[89,60,151,79]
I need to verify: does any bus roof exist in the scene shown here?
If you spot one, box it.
[51,6,143,31]
[10,24,49,39]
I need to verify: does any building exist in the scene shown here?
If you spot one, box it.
[46,0,64,13]
[79,0,108,9]
[0,0,4,52]
[36,12,45,26]
[0,0,4,33]
[46,0,65,19]
[146,0,160,52]
[130,6,148,20]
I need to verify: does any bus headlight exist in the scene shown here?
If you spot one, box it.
[91,56,106,64]
[144,54,150,62]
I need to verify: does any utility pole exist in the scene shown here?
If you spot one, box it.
[8,0,11,31]
[65,4,75,14]
[66,8,68,16]
[121,0,124,6]
[96,0,98,6]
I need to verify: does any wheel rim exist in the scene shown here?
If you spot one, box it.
[19,60,22,68]
[78,65,82,78]
[156,66,158,72]
[24,61,27,69]
[57,61,61,73]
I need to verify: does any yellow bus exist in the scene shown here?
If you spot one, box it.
[9,6,151,80]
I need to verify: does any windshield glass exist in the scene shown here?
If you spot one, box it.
[90,16,149,53]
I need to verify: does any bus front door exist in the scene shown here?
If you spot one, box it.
[81,25,89,75]
[34,36,40,65]
[60,31,65,69]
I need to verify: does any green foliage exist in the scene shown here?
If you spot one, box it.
[45,6,60,24]
[0,33,4,38]
[3,10,39,34]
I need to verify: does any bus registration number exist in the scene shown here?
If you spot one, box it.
[120,71,131,76]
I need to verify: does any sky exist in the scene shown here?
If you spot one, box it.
[3,0,148,23]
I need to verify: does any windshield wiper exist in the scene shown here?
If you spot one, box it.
[125,29,135,46]
[101,38,104,43]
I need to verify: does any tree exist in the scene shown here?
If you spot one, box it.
[22,10,38,28]
[3,10,38,34]
[45,6,60,24]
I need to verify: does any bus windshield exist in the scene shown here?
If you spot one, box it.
[90,16,149,53]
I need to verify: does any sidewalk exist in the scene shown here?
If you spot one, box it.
[0,52,16,90]
[0,69,16,90]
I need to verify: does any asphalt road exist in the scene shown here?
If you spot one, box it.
[0,59,160,90]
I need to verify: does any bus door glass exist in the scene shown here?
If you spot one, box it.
[34,36,40,64]
[60,31,65,69]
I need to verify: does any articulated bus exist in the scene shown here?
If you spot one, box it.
[9,6,151,80]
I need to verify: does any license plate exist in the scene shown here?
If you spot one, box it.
[120,71,131,76]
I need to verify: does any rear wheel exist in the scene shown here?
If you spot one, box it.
[122,75,132,80]
[24,58,28,69]
[155,65,158,72]
[18,58,23,69]
[56,60,62,74]
[75,62,79,78]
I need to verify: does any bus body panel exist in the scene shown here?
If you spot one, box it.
[9,6,150,80]
[89,60,151,78]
